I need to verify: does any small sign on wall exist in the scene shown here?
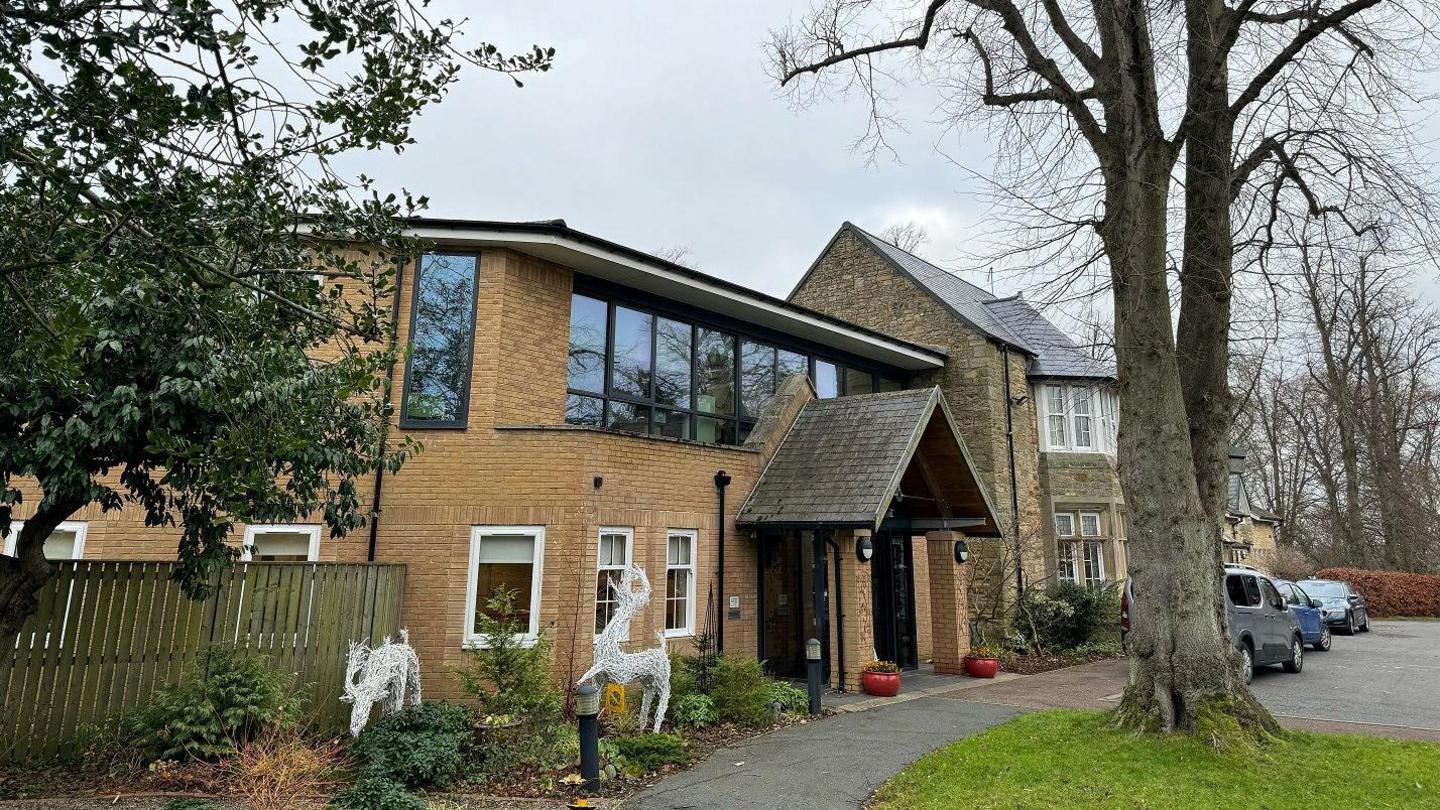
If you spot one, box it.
[728,594,741,620]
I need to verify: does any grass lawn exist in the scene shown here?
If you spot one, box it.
[871,710,1440,809]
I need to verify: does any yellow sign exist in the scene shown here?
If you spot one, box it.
[603,683,627,714]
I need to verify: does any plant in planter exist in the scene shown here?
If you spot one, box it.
[962,645,1000,679]
[860,660,901,697]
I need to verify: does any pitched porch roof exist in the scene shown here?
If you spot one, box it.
[735,387,1003,535]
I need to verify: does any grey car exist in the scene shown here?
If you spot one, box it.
[1298,578,1371,635]
[1121,567,1306,683]
[1225,566,1306,683]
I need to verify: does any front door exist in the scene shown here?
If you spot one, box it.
[871,532,918,669]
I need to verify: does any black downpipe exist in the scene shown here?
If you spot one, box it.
[368,256,408,562]
[1001,346,1023,595]
[714,470,732,653]
[825,534,846,692]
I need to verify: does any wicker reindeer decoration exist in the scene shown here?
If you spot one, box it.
[341,629,422,737]
[579,564,672,732]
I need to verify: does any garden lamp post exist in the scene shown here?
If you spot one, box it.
[576,683,601,792]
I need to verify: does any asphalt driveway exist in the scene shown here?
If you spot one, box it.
[955,620,1440,739]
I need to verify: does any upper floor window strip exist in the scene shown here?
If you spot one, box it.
[401,252,480,428]
[1040,382,1118,454]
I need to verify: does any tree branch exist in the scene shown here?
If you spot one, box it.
[778,0,952,86]
[1229,0,1382,119]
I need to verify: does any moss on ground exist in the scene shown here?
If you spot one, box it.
[871,710,1440,809]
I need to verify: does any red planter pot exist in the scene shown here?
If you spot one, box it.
[861,670,901,697]
[963,656,999,678]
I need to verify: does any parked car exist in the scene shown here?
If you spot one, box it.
[1121,567,1306,683]
[1298,578,1370,634]
[1274,579,1331,651]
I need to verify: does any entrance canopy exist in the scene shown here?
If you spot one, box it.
[736,387,1002,535]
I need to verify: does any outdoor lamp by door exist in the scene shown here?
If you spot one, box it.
[954,540,970,564]
[855,535,874,562]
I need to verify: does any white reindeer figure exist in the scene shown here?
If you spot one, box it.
[578,565,672,733]
[341,628,422,737]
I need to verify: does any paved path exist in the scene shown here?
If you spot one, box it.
[626,697,1022,809]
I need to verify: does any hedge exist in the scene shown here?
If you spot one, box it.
[1313,567,1440,617]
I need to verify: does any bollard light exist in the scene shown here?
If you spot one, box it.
[575,683,601,792]
[806,637,823,661]
[806,637,822,715]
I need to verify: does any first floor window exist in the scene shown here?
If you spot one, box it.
[665,530,696,636]
[1046,384,1068,447]
[1053,512,1075,538]
[1082,542,1105,585]
[466,526,545,647]
[1057,542,1078,584]
[1,521,87,560]
[595,528,633,636]
[241,525,319,562]
[1079,512,1101,538]
[402,252,479,426]
[1072,387,1093,448]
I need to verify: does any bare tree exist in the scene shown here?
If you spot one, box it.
[881,220,930,252]
[769,0,1436,734]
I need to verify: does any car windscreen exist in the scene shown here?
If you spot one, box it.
[1303,581,1347,598]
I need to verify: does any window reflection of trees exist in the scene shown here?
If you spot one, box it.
[405,254,477,423]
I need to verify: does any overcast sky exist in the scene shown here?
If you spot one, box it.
[340,2,1438,322]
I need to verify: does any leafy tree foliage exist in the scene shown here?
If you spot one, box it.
[0,1,553,634]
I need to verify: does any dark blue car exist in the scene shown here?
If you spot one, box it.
[1275,579,1332,651]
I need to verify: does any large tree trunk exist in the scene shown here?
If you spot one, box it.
[0,502,79,639]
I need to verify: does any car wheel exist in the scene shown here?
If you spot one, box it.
[1240,644,1254,684]
[1314,625,1332,651]
[1283,635,1304,673]
[1360,614,1370,632]
[1345,612,1357,635]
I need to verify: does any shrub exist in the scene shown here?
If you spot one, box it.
[710,656,771,727]
[333,775,428,810]
[609,733,690,772]
[668,653,699,702]
[350,701,474,790]
[1314,567,1440,617]
[225,729,343,810]
[668,693,718,729]
[454,587,568,773]
[133,648,299,762]
[1011,582,1112,652]
[764,679,809,715]
[682,630,721,693]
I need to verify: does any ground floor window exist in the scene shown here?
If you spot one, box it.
[595,527,633,636]
[241,524,320,562]
[665,530,696,637]
[1058,541,1106,586]
[1081,541,1105,585]
[1057,542,1077,583]
[466,526,545,648]
[1,521,87,560]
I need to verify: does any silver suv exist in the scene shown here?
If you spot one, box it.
[1120,566,1306,683]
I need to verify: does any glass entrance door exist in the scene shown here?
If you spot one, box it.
[871,532,919,669]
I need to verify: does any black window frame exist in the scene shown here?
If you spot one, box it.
[399,250,483,430]
[565,278,910,445]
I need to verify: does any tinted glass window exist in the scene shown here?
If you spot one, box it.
[1277,582,1300,605]
[568,293,608,394]
[1241,576,1262,607]
[696,328,735,415]
[565,393,603,426]
[846,367,875,396]
[404,253,477,424]
[1291,584,1311,605]
[611,306,654,398]
[777,350,807,387]
[815,360,839,398]
[1260,579,1283,608]
[878,377,904,392]
[607,401,651,434]
[655,317,691,408]
[740,341,777,418]
[1225,575,1248,607]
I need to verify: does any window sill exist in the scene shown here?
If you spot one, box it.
[663,629,693,640]
[399,420,470,431]
[463,633,537,650]
[497,423,761,452]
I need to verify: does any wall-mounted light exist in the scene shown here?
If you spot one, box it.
[593,476,603,489]
[855,535,874,562]
[954,540,970,564]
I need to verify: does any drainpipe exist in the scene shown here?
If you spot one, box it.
[714,470,732,653]
[1001,345,1023,596]
[368,255,408,562]
[825,534,846,692]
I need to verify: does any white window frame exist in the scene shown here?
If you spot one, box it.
[595,526,634,640]
[1053,512,1075,538]
[464,525,545,649]
[664,529,697,638]
[1039,383,1118,455]
[1079,512,1102,538]
[1072,387,1093,449]
[2,520,87,559]
[1044,384,1068,449]
[1082,541,1106,586]
[240,524,320,562]
[1056,542,1079,584]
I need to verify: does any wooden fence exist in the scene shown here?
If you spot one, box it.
[0,560,406,763]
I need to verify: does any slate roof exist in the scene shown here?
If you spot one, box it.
[825,223,1114,380]
[736,387,1002,534]
[1227,448,1282,524]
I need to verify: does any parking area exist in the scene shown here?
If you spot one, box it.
[950,620,1440,740]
